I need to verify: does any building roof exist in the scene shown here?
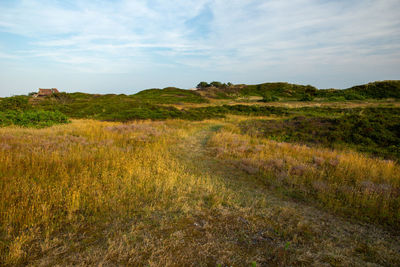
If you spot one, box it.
[38,88,59,96]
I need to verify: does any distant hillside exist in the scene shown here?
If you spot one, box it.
[198,80,400,100]
[347,80,400,99]
[1,80,399,126]
[133,87,208,104]
[0,91,220,122]
[317,81,400,100]
[242,82,317,99]
[196,82,317,100]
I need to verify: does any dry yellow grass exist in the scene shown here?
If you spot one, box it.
[207,119,400,226]
[0,120,231,265]
[1,118,400,266]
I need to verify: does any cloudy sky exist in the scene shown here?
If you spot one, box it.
[0,0,399,96]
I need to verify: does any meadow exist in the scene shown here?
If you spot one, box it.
[1,81,400,265]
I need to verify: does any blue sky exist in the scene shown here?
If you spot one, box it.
[0,0,399,96]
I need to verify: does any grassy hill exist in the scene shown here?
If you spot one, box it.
[132,87,208,104]
[317,80,400,100]
[240,82,317,99]
[198,80,400,101]
[349,80,400,98]
[196,82,316,99]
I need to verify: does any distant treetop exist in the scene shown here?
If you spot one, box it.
[196,81,233,89]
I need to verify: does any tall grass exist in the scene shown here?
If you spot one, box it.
[1,118,400,265]
[0,120,227,265]
[207,127,400,228]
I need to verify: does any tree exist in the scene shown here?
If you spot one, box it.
[210,81,223,88]
[196,82,209,89]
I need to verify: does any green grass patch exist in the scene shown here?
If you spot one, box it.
[0,110,69,128]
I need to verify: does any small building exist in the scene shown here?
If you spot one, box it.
[33,88,59,97]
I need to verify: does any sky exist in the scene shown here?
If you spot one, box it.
[0,0,399,96]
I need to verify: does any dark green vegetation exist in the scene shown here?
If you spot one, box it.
[196,81,233,89]
[0,95,31,111]
[317,80,400,100]
[197,81,318,100]
[133,87,208,104]
[0,96,69,127]
[0,110,69,128]
[34,93,227,121]
[196,81,318,100]
[38,93,193,121]
[243,83,317,100]
[240,108,400,160]
[198,80,400,101]
[0,93,211,123]
[0,92,289,123]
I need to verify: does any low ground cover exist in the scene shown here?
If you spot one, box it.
[239,108,400,160]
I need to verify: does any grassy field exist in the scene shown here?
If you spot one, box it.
[1,115,400,266]
[1,82,400,265]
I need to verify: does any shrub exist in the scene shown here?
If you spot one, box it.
[196,82,210,89]
[210,81,223,88]
[300,94,314,101]
[343,91,366,100]
[260,94,279,102]
[0,96,31,111]
[0,110,69,128]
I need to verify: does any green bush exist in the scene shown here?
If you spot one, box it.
[196,81,210,89]
[210,81,223,88]
[0,110,69,128]
[344,92,365,100]
[260,94,279,102]
[300,94,314,101]
[317,81,400,100]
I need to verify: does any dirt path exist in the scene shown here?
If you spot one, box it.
[171,122,400,266]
